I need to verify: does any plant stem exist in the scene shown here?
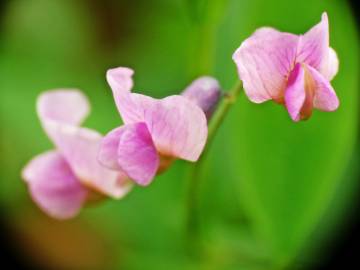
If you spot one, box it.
[207,80,243,151]
[185,80,243,249]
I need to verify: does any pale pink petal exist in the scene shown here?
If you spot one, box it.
[181,76,221,118]
[37,89,90,126]
[107,68,208,161]
[106,67,134,93]
[233,27,298,103]
[106,67,142,123]
[116,123,159,186]
[22,151,87,219]
[284,63,307,122]
[297,12,329,70]
[37,90,133,198]
[319,47,339,81]
[306,65,339,111]
[48,126,132,198]
[144,95,208,161]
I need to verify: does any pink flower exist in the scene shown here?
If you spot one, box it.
[233,12,339,121]
[98,67,213,186]
[22,90,132,219]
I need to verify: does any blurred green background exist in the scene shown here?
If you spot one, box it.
[0,0,359,269]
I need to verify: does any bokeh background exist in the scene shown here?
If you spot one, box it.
[0,0,359,269]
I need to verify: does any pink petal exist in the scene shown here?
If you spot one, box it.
[117,123,159,186]
[306,65,339,111]
[181,76,221,119]
[37,90,132,198]
[106,67,134,93]
[37,89,90,126]
[285,63,339,121]
[319,47,339,81]
[107,68,208,161]
[232,27,298,103]
[297,12,329,70]
[98,127,125,171]
[106,67,142,123]
[22,151,87,219]
[284,63,307,122]
[145,96,207,161]
[49,126,132,198]
[99,123,159,186]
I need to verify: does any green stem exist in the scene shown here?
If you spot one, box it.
[185,80,243,249]
[207,80,243,150]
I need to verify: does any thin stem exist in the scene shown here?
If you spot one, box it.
[185,80,243,249]
[207,80,243,152]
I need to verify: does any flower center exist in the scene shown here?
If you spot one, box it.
[157,154,174,174]
[300,64,315,120]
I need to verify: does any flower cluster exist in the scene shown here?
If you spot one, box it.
[23,73,220,219]
[22,12,339,219]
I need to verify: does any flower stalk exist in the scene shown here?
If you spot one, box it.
[185,80,243,248]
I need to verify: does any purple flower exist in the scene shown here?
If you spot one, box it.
[22,90,132,219]
[233,12,339,121]
[98,67,217,186]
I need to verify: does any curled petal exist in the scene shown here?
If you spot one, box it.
[307,65,339,111]
[181,76,221,119]
[22,151,87,219]
[233,27,298,103]
[37,90,132,198]
[98,127,125,171]
[99,123,159,186]
[106,67,134,94]
[106,67,142,123]
[107,68,208,161]
[297,12,329,70]
[117,123,159,186]
[284,64,308,122]
[285,63,339,122]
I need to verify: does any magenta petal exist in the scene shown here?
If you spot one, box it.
[22,151,87,219]
[37,90,132,198]
[284,64,307,122]
[181,76,221,118]
[233,27,298,102]
[297,12,329,70]
[115,123,159,186]
[306,65,339,111]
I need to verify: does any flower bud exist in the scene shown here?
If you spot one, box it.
[182,76,221,119]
